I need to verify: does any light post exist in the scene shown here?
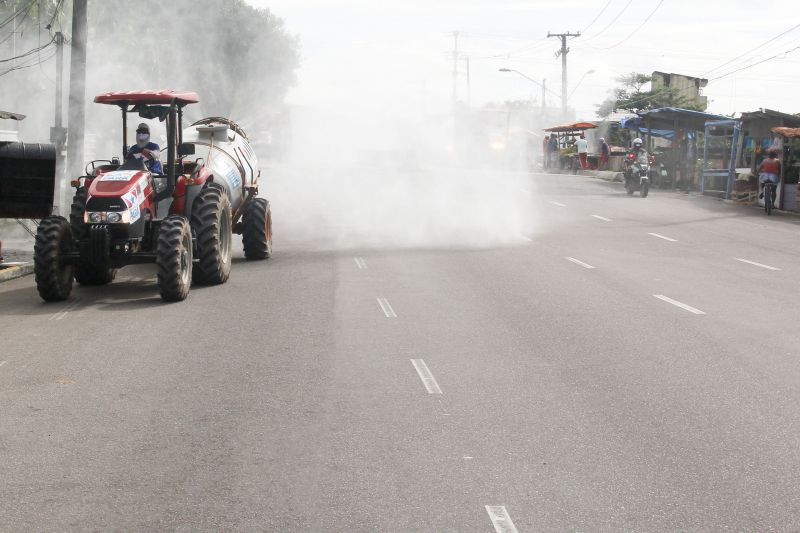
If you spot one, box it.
[499,68,554,123]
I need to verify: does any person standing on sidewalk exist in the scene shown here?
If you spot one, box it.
[576,133,589,169]
[542,135,549,169]
[548,134,559,169]
[599,137,610,170]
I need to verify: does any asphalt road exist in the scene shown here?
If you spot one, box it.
[2,173,800,531]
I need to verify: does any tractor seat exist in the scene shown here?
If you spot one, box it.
[119,157,147,171]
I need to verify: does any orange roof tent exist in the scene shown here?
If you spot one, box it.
[772,127,800,138]
[544,121,597,133]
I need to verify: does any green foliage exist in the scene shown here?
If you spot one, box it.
[596,71,705,118]
[87,0,300,123]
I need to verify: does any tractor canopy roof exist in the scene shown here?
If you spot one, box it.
[94,90,199,106]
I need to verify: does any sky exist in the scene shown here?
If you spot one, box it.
[246,0,800,120]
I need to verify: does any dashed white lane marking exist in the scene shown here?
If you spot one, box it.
[0,361,6,368]
[648,232,677,242]
[654,294,706,315]
[353,257,368,269]
[519,188,532,194]
[549,201,566,207]
[50,298,82,321]
[486,506,519,533]
[592,214,613,222]
[566,257,596,269]
[734,258,780,271]
[410,359,443,394]
[377,297,397,318]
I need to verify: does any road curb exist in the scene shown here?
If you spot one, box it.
[0,263,34,283]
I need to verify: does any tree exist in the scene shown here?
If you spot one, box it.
[595,72,704,118]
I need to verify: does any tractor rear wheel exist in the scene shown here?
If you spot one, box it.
[156,216,192,302]
[242,198,272,260]
[191,187,232,285]
[34,216,74,302]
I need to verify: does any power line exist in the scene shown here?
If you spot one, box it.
[709,45,800,81]
[581,0,633,43]
[700,22,800,77]
[580,0,614,34]
[592,0,665,50]
[0,33,56,63]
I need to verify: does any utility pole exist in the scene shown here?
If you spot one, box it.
[66,0,88,183]
[51,31,68,212]
[464,56,471,107]
[547,31,580,118]
[451,31,460,106]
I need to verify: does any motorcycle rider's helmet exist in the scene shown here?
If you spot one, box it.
[632,138,643,150]
[136,123,150,148]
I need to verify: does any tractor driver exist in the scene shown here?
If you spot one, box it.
[126,122,162,173]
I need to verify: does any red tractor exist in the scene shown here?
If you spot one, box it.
[34,90,272,302]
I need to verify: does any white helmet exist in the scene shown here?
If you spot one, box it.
[632,137,643,148]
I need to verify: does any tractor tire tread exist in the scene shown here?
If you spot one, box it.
[191,187,232,285]
[242,198,272,260]
[34,216,73,302]
[156,216,191,302]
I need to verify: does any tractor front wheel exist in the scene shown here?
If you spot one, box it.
[191,187,232,285]
[242,198,272,260]
[156,216,192,302]
[34,216,74,302]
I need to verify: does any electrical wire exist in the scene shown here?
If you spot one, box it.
[0,45,55,77]
[580,0,614,34]
[0,33,55,63]
[0,0,37,31]
[700,22,800,77]
[708,45,800,81]
[591,0,665,50]
[580,0,633,43]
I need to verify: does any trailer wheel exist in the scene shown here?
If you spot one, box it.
[191,187,232,285]
[75,262,117,285]
[34,216,74,302]
[242,198,272,260]
[70,186,89,241]
[156,216,192,302]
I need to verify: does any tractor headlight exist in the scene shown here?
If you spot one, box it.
[89,212,102,223]
[106,212,122,223]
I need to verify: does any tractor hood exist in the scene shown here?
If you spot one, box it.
[87,170,152,224]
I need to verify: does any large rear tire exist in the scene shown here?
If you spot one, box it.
[242,198,272,260]
[191,187,232,285]
[156,216,192,302]
[34,216,74,302]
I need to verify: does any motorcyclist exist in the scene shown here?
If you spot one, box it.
[126,122,162,173]
[625,138,649,183]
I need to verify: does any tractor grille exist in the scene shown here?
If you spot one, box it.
[86,197,126,211]
[88,224,110,263]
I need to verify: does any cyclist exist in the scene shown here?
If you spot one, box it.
[758,149,781,204]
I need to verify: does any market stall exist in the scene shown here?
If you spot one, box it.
[771,127,800,211]
[543,121,597,172]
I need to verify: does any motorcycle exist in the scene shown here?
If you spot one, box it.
[624,151,651,198]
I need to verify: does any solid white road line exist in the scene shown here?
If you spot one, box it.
[734,258,781,271]
[648,232,678,242]
[592,214,613,222]
[486,506,519,533]
[377,297,397,318]
[353,257,368,269]
[410,359,443,394]
[654,294,706,315]
[549,201,566,207]
[566,257,596,269]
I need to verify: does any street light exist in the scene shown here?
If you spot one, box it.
[567,69,596,101]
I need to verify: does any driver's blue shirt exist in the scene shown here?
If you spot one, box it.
[126,142,162,173]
